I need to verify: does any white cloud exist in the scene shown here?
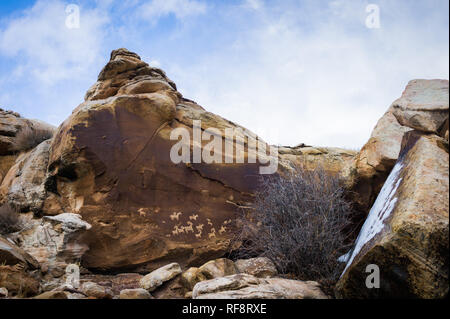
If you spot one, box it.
[168,1,449,149]
[243,0,263,11]
[138,0,207,21]
[0,0,108,86]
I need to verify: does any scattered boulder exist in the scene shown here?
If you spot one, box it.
[180,267,207,291]
[391,79,448,134]
[33,291,68,299]
[80,281,113,299]
[192,274,328,299]
[198,258,237,279]
[119,288,153,299]
[140,263,182,292]
[235,257,278,278]
[336,132,449,298]
[0,287,8,298]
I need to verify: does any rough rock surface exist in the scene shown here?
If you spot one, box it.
[180,267,207,291]
[278,146,357,187]
[119,288,153,299]
[12,213,91,278]
[354,80,448,212]
[198,258,237,279]
[192,274,328,299]
[45,48,278,272]
[140,262,182,292]
[0,265,40,296]
[0,287,8,298]
[336,132,449,298]
[0,140,51,213]
[0,109,54,156]
[81,281,113,299]
[0,236,40,269]
[235,257,278,278]
[0,236,41,297]
[33,290,68,299]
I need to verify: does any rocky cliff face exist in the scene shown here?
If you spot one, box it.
[0,49,448,299]
[39,48,271,272]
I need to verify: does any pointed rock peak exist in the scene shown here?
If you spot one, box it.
[86,49,178,101]
[110,48,142,61]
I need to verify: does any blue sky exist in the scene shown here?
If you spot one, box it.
[0,0,448,148]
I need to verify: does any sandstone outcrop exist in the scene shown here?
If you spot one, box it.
[354,80,448,212]
[336,131,449,298]
[44,48,277,272]
[0,109,54,188]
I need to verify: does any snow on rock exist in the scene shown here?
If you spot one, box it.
[341,160,404,276]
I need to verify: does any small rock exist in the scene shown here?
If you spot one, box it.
[235,257,278,278]
[119,288,153,299]
[140,263,182,292]
[33,291,68,299]
[0,287,8,298]
[81,281,113,299]
[198,258,237,280]
[180,267,207,291]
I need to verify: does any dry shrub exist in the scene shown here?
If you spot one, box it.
[0,204,22,235]
[233,165,353,285]
[12,126,54,152]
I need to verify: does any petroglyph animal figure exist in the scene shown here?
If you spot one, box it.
[170,212,182,221]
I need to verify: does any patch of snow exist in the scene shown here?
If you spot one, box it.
[341,160,404,276]
[337,251,351,263]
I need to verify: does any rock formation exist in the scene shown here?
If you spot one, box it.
[353,80,449,212]
[336,131,449,298]
[0,48,448,299]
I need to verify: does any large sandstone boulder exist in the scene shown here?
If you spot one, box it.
[139,262,182,292]
[192,274,328,299]
[336,131,449,298]
[354,80,448,212]
[44,48,277,272]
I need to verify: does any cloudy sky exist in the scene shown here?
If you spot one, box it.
[0,0,448,149]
